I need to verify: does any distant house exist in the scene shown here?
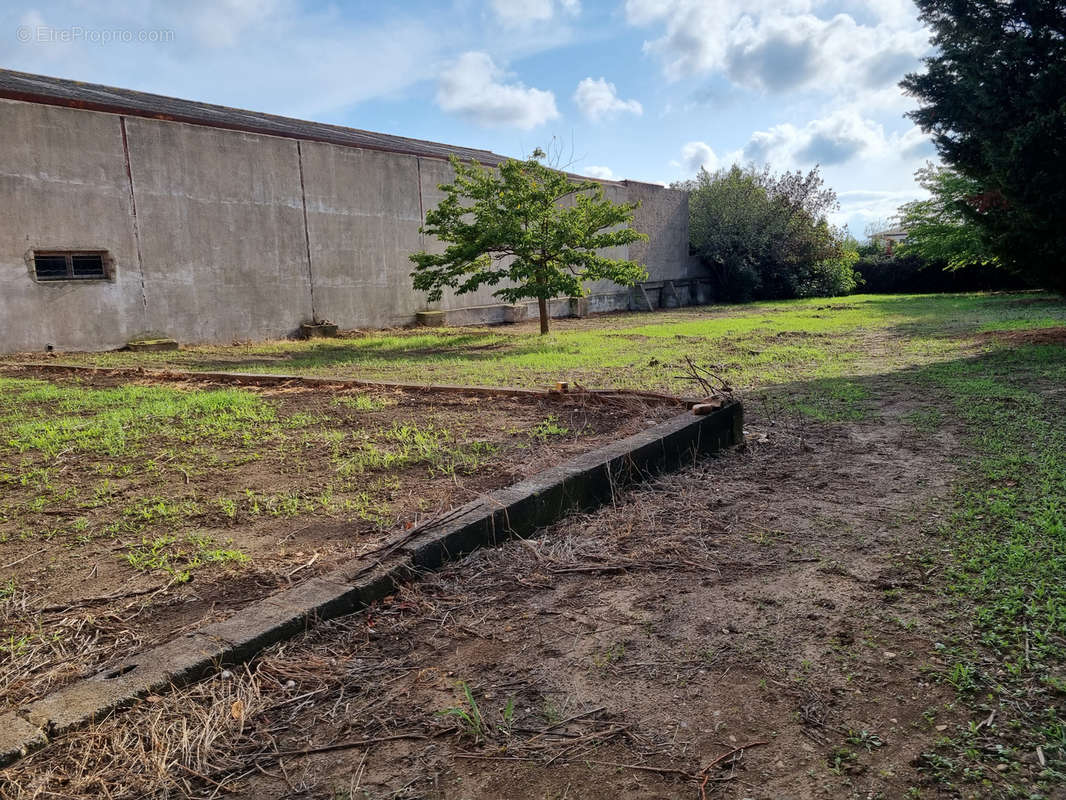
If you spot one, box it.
[869,226,908,254]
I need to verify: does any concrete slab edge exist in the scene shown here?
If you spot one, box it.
[0,402,742,769]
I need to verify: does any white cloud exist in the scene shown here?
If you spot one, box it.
[187,0,283,48]
[898,125,936,159]
[581,165,618,180]
[573,77,642,121]
[624,0,928,98]
[680,141,718,172]
[741,111,933,168]
[841,0,920,29]
[436,51,559,129]
[490,0,579,27]
[745,112,882,166]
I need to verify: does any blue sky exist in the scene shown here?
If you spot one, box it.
[2,0,937,236]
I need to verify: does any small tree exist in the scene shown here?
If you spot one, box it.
[410,150,648,334]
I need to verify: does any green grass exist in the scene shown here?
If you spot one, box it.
[0,378,276,457]
[0,354,612,606]
[332,423,496,477]
[331,393,392,412]
[893,343,1066,793]
[125,533,248,582]
[31,293,1066,396]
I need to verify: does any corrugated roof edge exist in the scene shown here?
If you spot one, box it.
[0,68,636,187]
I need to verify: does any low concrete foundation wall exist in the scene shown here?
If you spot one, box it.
[0,399,741,766]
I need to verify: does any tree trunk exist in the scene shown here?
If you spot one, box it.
[538,297,549,334]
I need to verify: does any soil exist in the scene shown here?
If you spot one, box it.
[0,381,985,799]
[0,368,678,712]
[971,326,1066,347]
[236,390,966,799]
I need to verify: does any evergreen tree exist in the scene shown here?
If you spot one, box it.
[901,0,1066,291]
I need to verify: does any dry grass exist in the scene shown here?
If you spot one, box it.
[1,667,267,799]
[0,586,145,707]
[0,425,830,799]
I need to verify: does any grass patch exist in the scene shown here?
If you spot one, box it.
[333,423,496,476]
[0,379,276,457]
[37,292,1066,394]
[125,533,248,582]
[331,394,392,412]
[903,407,945,433]
[526,414,570,440]
[905,344,1066,793]
[785,378,872,422]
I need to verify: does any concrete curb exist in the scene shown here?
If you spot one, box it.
[11,363,691,407]
[0,402,742,769]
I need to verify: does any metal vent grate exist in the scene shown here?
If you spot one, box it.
[71,254,105,278]
[33,252,108,281]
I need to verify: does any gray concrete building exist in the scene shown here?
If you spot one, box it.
[0,70,707,353]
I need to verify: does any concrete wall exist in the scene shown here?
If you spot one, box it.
[301,141,423,329]
[0,99,145,352]
[0,98,705,353]
[125,118,313,343]
[627,180,698,281]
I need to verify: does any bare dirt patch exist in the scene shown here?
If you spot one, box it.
[0,368,677,713]
[972,326,1066,347]
[0,386,975,799]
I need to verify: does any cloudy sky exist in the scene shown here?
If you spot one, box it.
[2,0,937,235]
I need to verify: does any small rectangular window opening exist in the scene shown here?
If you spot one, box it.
[33,252,108,281]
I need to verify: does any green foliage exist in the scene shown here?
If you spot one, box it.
[799,243,862,298]
[897,164,999,271]
[845,729,886,752]
[125,533,248,582]
[410,150,648,334]
[677,164,856,301]
[435,682,487,742]
[901,0,1066,292]
[853,246,1023,295]
[527,414,569,440]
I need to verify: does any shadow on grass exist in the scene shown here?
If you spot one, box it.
[865,291,1066,340]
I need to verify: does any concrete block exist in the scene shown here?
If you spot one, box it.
[0,713,47,768]
[200,577,360,662]
[569,297,590,318]
[416,311,445,327]
[127,338,179,351]
[587,292,632,314]
[24,633,222,736]
[502,304,528,324]
[299,322,338,339]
